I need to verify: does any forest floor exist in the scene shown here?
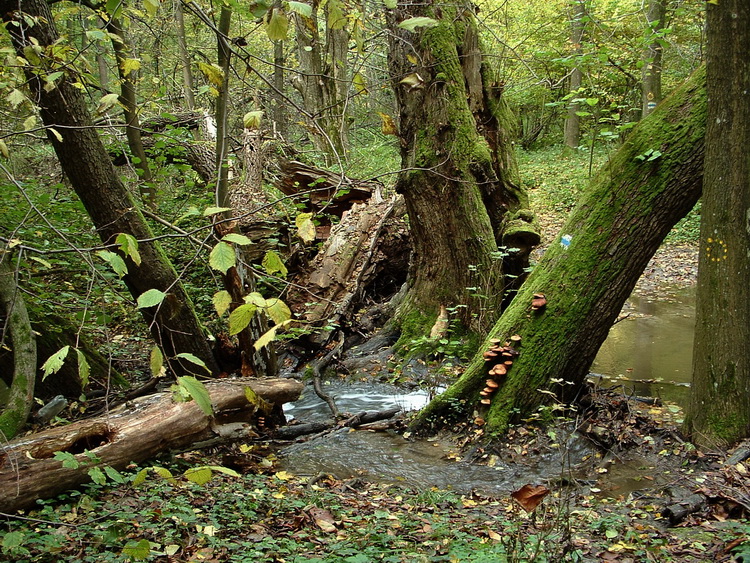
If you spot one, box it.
[4,149,748,562]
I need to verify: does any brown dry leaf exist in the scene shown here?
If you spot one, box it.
[309,507,337,533]
[487,529,502,541]
[510,484,550,513]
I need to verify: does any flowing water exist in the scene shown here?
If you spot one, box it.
[280,289,697,495]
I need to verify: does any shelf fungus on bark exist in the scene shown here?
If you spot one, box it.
[531,293,547,312]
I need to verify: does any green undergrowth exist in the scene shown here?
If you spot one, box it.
[2,448,747,563]
[517,146,701,245]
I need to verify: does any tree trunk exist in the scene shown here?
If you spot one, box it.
[105,17,156,205]
[292,1,349,161]
[641,0,667,117]
[563,0,586,151]
[386,1,538,341]
[412,66,706,437]
[0,378,303,512]
[175,0,196,111]
[0,253,36,440]
[686,2,750,448]
[1,0,220,377]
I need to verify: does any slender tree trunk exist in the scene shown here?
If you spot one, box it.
[175,0,196,111]
[1,0,220,376]
[272,38,287,137]
[412,67,706,437]
[0,253,36,440]
[641,0,667,117]
[105,17,155,205]
[686,2,750,448]
[563,0,585,151]
[386,1,538,341]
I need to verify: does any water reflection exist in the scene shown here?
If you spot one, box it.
[592,287,695,406]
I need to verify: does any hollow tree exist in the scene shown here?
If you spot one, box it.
[1,0,220,376]
[685,1,750,448]
[412,66,706,436]
[386,1,539,341]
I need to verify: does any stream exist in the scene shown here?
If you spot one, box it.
[280,288,697,496]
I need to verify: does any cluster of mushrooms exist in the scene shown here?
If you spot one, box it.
[479,334,521,405]
[478,293,547,407]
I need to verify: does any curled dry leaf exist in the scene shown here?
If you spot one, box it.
[308,507,337,533]
[511,484,550,513]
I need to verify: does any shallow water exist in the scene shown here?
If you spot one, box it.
[592,287,695,406]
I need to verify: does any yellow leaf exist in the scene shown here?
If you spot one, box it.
[274,470,293,481]
[487,529,502,541]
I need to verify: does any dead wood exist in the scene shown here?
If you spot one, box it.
[662,493,707,525]
[275,407,403,440]
[0,378,302,513]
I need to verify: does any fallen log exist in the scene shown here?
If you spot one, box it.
[0,377,302,513]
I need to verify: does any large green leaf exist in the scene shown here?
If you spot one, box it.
[176,376,213,416]
[262,250,288,278]
[209,242,236,274]
[264,298,292,325]
[97,250,128,278]
[228,303,257,335]
[266,8,289,41]
[76,349,90,388]
[287,1,312,17]
[150,346,165,377]
[136,288,166,309]
[116,233,141,266]
[212,290,233,317]
[122,539,151,560]
[222,233,253,246]
[184,466,212,485]
[41,346,70,380]
[398,17,439,31]
[175,353,211,373]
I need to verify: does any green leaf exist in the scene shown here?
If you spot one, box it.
[97,250,128,277]
[2,531,25,550]
[262,250,288,278]
[209,242,236,274]
[7,89,26,109]
[213,290,233,317]
[42,346,70,380]
[150,346,165,377]
[105,0,124,18]
[382,0,396,8]
[132,467,149,486]
[48,128,63,143]
[184,466,213,485]
[120,58,141,76]
[176,376,213,416]
[254,325,279,350]
[222,233,253,246]
[398,17,438,31]
[327,0,347,30]
[244,386,272,413]
[202,206,232,216]
[76,349,90,389]
[116,233,141,266]
[295,212,316,243]
[266,8,289,41]
[152,466,177,484]
[53,450,79,469]
[206,465,241,477]
[352,72,368,95]
[264,298,292,325]
[136,288,166,309]
[88,466,107,485]
[197,62,225,88]
[122,539,151,560]
[175,353,211,373]
[228,303,257,335]
[96,92,120,115]
[143,0,159,17]
[585,97,599,106]
[244,292,267,307]
[105,465,126,484]
[287,1,312,17]
[243,110,263,130]
[0,139,9,159]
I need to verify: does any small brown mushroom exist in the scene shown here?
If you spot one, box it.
[532,293,547,311]
[480,398,492,405]
[504,360,514,367]
[510,334,522,343]
[485,379,499,389]
[483,350,498,361]
[480,390,490,397]
[474,417,486,426]
[491,364,508,376]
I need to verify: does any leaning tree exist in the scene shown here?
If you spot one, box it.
[412,66,707,436]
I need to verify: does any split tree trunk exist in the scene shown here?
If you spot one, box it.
[387,0,539,339]
[412,66,707,437]
[686,1,750,448]
[1,0,220,376]
[0,378,303,512]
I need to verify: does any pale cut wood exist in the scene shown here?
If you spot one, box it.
[0,378,302,513]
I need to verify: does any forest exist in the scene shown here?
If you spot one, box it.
[1,0,749,560]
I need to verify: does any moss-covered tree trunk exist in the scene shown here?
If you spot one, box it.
[0,254,36,440]
[412,66,706,436]
[685,2,750,448]
[386,1,538,340]
[1,0,220,377]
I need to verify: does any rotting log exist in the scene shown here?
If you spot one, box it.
[0,378,302,513]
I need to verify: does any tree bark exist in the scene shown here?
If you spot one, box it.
[641,0,667,118]
[0,378,303,512]
[412,66,706,437]
[563,0,586,151]
[386,0,538,340]
[175,0,197,111]
[686,1,750,448]
[0,254,36,440]
[1,0,220,376]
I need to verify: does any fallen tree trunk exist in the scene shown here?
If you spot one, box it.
[411,66,706,437]
[0,378,302,512]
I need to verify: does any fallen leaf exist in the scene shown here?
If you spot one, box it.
[309,507,337,533]
[510,484,550,513]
